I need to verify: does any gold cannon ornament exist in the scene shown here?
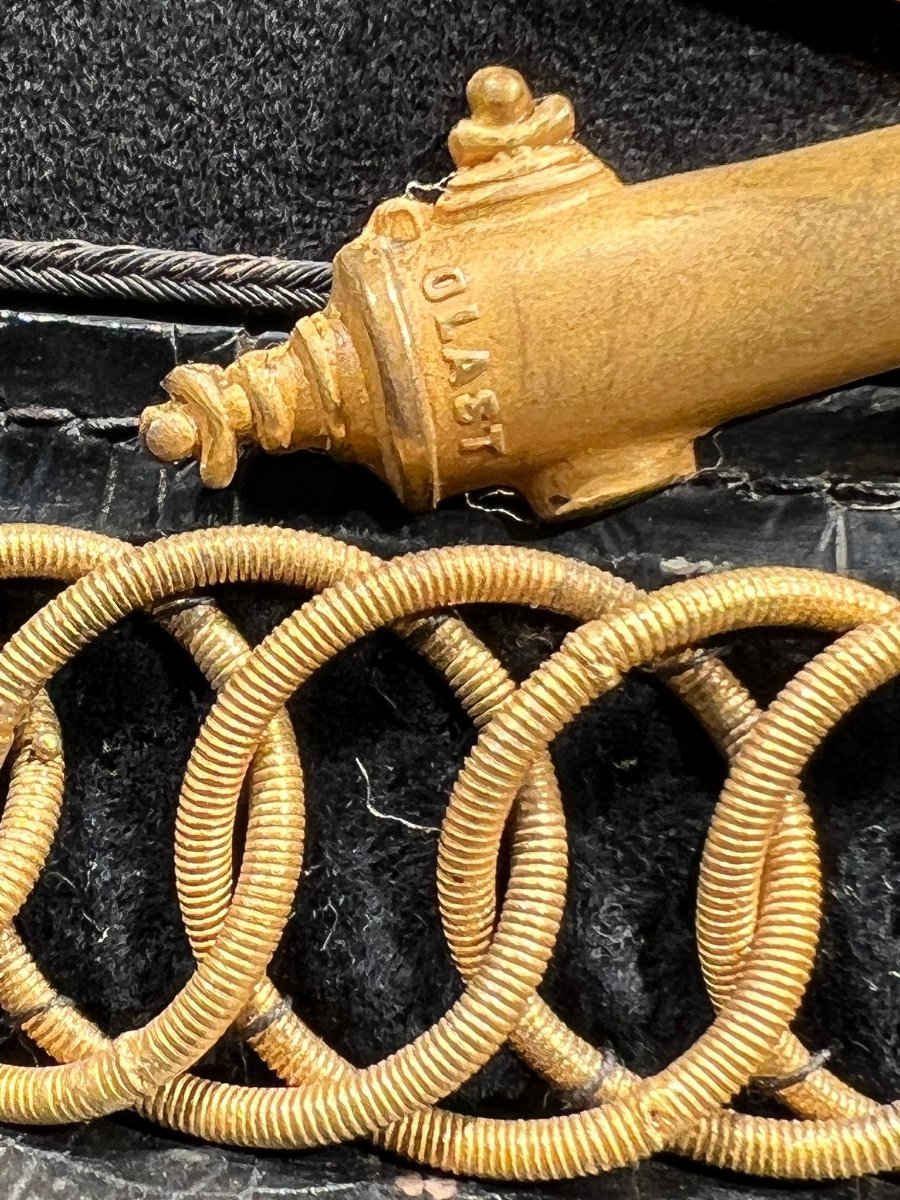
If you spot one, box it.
[140,66,900,520]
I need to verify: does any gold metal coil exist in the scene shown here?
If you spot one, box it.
[0,525,306,1123]
[0,532,592,1142]
[0,525,894,1182]
[164,539,886,1174]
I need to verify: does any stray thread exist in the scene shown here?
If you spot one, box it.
[11,995,76,1027]
[152,594,216,618]
[753,1047,833,1094]
[240,997,294,1039]
[356,757,439,834]
[558,1050,621,1111]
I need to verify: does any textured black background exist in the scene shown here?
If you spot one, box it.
[0,2,900,1198]
[1,1,899,260]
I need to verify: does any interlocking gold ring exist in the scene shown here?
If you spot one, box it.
[414,564,900,1178]
[95,548,900,1172]
[164,542,893,1175]
[0,526,312,1130]
[0,527,309,1122]
[0,530,607,1140]
[0,525,801,1173]
[165,539,769,1162]
[0,527,630,1147]
[0,526,895,1183]
[676,606,900,1177]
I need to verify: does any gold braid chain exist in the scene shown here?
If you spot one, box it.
[0,523,895,1181]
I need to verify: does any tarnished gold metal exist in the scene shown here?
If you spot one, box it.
[5,523,900,1180]
[140,65,900,519]
[161,553,900,1179]
[0,523,829,1175]
[0,528,305,1125]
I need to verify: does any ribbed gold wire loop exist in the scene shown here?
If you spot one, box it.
[112,549,899,1174]
[675,607,900,1178]
[0,525,314,1122]
[0,525,128,935]
[406,563,900,1178]
[0,527,897,1180]
[431,569,900,1171]
[161,539,894,1175]
[0,527,358,1133]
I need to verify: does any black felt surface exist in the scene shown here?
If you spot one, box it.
[0,2,898,262]
[0,3,899,1198]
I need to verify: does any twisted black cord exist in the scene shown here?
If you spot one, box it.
[0,238,332,312]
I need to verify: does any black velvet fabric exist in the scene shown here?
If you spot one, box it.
[0,1,898,261]
[0,3,899,1198]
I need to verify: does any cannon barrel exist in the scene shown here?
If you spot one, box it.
[141,67,900,520]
